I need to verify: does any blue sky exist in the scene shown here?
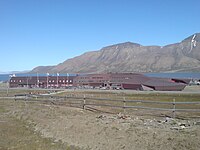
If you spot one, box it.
[0,0,200,72]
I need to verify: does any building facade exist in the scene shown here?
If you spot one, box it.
[9,76,75,88]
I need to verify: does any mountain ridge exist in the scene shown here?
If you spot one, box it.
[30,33,200,73]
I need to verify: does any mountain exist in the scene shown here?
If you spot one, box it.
[0,70,30,74]
[31,33,200,73]
[30,66,54,74]
[0,71,7,74]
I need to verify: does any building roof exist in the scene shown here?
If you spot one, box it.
[143,78,186,87]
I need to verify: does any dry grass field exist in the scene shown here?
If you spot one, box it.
[0,86,200,150]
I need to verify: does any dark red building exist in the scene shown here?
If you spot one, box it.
[9,73,188,91]
[73,73,187,91]
[9,75,75,88]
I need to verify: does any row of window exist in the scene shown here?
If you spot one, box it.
[74,80,126,83]
[75,80,106,83]
[79,77,89,79]
[10,80,72,83]
[79,77,104,79]
[49,80,72,83]
[91,77,104,79]
[112,77,130,79]
[10,80,20,83]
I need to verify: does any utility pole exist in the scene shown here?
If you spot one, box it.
[26,76,29,88]
[67,73,69,88]
[37,72,39,88]
[6,81,9,96]
[57,73,59,88]
[47,73,49,88]
[7,74,14,96]
[7,77,10,96]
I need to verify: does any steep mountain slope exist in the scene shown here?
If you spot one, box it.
[31,33,200,73]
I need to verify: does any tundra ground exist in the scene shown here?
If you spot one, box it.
[0,87,200,150]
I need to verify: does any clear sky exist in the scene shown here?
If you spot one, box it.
[0,0,200,72]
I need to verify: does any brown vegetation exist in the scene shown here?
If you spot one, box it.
[0,88,200,150]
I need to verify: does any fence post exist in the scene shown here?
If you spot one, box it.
[123,97,126,114]
[83,94,86,110]
[25,94,28,101]
[173,98,176,119]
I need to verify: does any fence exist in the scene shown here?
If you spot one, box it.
[14,94,200,118]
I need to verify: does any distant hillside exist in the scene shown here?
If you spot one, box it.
[30,66,54,74]
[30,33,200,73]
[0,70,30,74]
